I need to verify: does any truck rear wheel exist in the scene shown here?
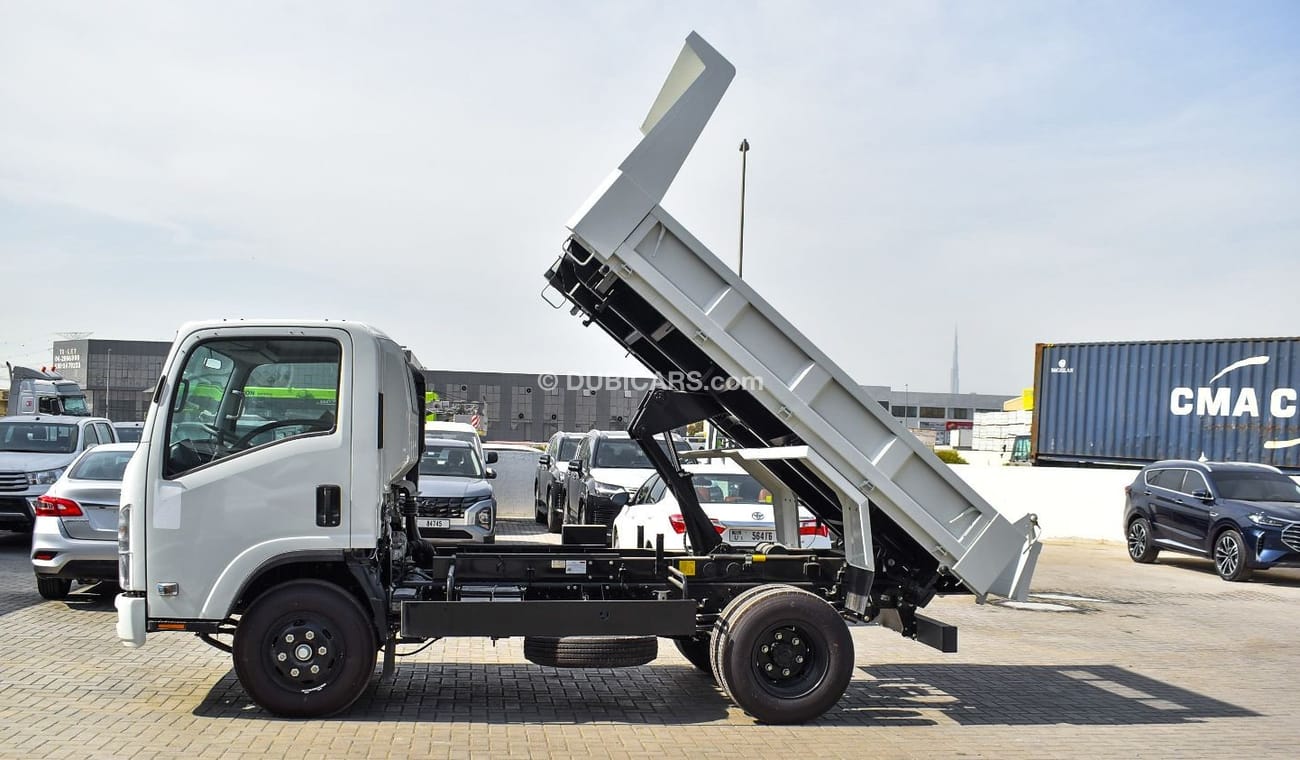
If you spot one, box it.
[710,585,853,724]
[233,580,376,718]
[523,635,657,668]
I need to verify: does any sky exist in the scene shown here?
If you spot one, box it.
[2,1,1297,396]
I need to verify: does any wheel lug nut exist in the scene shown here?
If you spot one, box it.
[284,634,294,643]
[774,632,783,640]
[795,655,804,664]
[760,645,770,653]
[318,646,327,656]
[305,631,315,641]
[792,638,800,646]
[782,668,791,676]
[290,668,300,677]
[765,663,774,672]
[276,653,287,662]
[310,665,320,674]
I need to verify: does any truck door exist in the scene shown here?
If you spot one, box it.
[143,328,354,621]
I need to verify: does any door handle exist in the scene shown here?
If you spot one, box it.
[1143,490,1152,496]
[316,485,342,527]
[1174,498,1184,505]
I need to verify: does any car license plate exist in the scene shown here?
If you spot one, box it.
[416,518,451,529]
[729,529,775,544]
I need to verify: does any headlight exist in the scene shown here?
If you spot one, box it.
[1248,512,1288,528]
[27,468,64,486]
[592,481,624,495]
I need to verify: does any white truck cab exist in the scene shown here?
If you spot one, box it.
[117,320,420,645]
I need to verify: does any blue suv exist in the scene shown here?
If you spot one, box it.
[1124,460,1300,581]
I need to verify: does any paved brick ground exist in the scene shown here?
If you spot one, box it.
[2,522,1298,759]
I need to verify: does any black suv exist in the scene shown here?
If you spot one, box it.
[1124,460,1300,581]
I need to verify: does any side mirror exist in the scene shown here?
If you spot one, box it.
[485,468,497,480]
[1192,489,1213,502]
[485,451,498,464]
[568,460,581,474]
[538,454,551,467]
[610,491,629,508]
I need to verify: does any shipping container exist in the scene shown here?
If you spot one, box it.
[1032,338,1300,471]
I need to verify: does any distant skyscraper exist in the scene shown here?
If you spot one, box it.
[950,327,960,395]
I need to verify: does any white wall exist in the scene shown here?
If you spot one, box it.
[949,464,1138,542]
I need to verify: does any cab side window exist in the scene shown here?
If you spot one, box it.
[94,422,115,444]
[82,424,101,449]
[164,338,342,478]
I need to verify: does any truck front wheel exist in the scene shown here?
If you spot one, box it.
[233,580,377,718]
[710,585,853,724]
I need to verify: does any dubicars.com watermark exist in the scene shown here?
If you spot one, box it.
[536,372,763,394]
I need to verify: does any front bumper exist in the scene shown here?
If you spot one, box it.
[115,594,146,648]
[0,494,39,530]
[417,500,496,543]
[1246,525,1300,570]
[585,491,633,527]
[31,516,117,580]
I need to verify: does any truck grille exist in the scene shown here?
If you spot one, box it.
[417,496,480,519]
[1282,523,1300,553]
[0,472,27,492]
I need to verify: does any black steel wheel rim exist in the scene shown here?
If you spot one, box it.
[1127,522,1148,559]
[264,613,345,692]
[1215,534,1240,577]
[750,622,827,699]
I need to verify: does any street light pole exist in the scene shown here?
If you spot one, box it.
[738,138,750,278]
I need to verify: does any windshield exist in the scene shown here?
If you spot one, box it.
[0,422,79,453]
[70,448,136,480]
[592,438,691,469]
[419,443,484,478]
[557,437,581,461]
[691,473,767,504]
[1213,471,1300,503]
[60,396,89,415]
[426,429,479,448]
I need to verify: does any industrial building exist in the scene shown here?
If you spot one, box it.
[38,338,1012,443]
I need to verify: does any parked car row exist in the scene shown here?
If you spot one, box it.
[534,428,832,552]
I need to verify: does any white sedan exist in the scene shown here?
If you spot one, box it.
[611,464,832,552]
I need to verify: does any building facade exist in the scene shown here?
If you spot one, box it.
[43,338,1013,444]
[50,339,172,422]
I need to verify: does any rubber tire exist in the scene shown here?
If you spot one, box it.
[1126,516,1160,564]
[546,489,564,534]
[233,580,377,717]
[711,585,853,724]
[673,636,713,674]
[523,635,658,668]
[709,585,790,696]
[36,576,72,600]
[1213,528,1254,582]
[534,484,546,524]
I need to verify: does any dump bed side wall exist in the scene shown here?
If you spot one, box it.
[570,208,1032,595]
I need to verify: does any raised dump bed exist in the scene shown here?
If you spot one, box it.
[546,33,1039,603]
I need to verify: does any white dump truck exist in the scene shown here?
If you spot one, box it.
[116,33,1040,723]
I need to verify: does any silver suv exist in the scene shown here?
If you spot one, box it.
[0,415,117,533]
